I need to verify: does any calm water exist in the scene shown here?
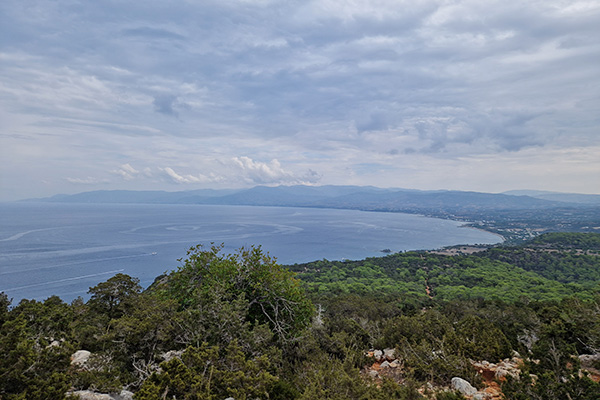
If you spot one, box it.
[0,203,501,303]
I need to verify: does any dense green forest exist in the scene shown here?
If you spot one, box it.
[1,234,599,399]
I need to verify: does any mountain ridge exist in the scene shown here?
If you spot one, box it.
[22,185,589,211]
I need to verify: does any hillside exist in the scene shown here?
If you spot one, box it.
[1,234,599,399]
[288,232,600,303]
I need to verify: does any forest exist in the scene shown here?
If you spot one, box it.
[1,233,599,399]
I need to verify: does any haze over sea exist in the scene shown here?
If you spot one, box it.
[0,203,501,303]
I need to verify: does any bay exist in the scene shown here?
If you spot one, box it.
[0,203,501,303]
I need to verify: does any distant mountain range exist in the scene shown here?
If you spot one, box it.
[502,190,600,205]
[23,185,600,212]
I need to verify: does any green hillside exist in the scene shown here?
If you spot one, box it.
[1,234,599,400]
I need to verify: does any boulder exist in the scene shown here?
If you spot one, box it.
[114,390,134,400]
[161,349,184,363]
[373,350,383,361]
[383,348,396,361]
[368,369,379,378]
[473,393,490,400]
[71,350,91,367]
[69,389,133,400]
[380,361,391,369]
[451,377,477,396]
[69,390,114,400]
[579,354,600,368]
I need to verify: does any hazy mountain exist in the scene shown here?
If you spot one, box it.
[24,185,582,212]
[503,190,600,205]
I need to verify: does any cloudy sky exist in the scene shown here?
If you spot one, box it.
[1,0,599,201]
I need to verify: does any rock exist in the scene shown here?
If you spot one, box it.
[380,361,391,369]
[368,370,379,378]
[383,348,396,361]
[373,350,383,361]
[451,377,477,396]
[71,350,91,367]
[473,393,490,400]
[69,390,114,400]
[69,388,133,400]
[579,354,600,368]
[114,390,134,400]
[389,361,399,368]
[161,349,184,362]
[46,340,61,349]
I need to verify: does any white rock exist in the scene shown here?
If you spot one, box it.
[368,370,379,378]
[70,390,114,400]
[161,349,184,362]
[579,354,600,368]
[114,390,134,400]
[71,350,91,366]
[373,350,383,361]
[383,348,396,361]
[380,361,391,369]
[451,377,477,396]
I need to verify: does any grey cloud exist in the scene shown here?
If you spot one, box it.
[1,0,599,198]
[153,95,179,116]
[121,27,186,41]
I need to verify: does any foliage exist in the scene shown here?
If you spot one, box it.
[160,244,315,342]
[1,237,600,399]
[135,341,277,400]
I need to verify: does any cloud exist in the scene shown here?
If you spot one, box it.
[160,167,221,184]
[1,0,599,199]
[153,95,179,116]
[111,163,144,181]
[66,177,109,185]
[121,27,186,41]
[232,156,321,185]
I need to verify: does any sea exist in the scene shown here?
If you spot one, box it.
[0,203,502,303]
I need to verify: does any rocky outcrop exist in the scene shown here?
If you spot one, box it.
[68,389,133,400]
[579,354,600,382]
[363,348,402,380]
[71,350,91,367]
[161,349,184,363]
[471,357,522,382]
[451,377,477,396]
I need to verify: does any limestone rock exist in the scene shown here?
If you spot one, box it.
[579,354,600,368]
[71,350,91,367]
[70,390,114,400]
[161,349,184,362]
[114,390,134,400]
[373,349,383,361]
[383,348,396,361]
[451,377,477,396]
[368,369,379,378]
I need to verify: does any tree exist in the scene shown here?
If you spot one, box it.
[87,273,142,319]
[160,244,314,343]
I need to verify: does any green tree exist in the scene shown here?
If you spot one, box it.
[161,244,314,342]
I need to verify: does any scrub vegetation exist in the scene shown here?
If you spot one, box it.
[1,234,599,399]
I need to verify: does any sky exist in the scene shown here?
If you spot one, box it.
[1,0,599,201]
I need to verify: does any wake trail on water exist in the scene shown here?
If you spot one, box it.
[0,228,59,242]
[0,253,156,276]
[0,269,125,292]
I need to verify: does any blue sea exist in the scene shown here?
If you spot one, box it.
[0,203,501,303]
